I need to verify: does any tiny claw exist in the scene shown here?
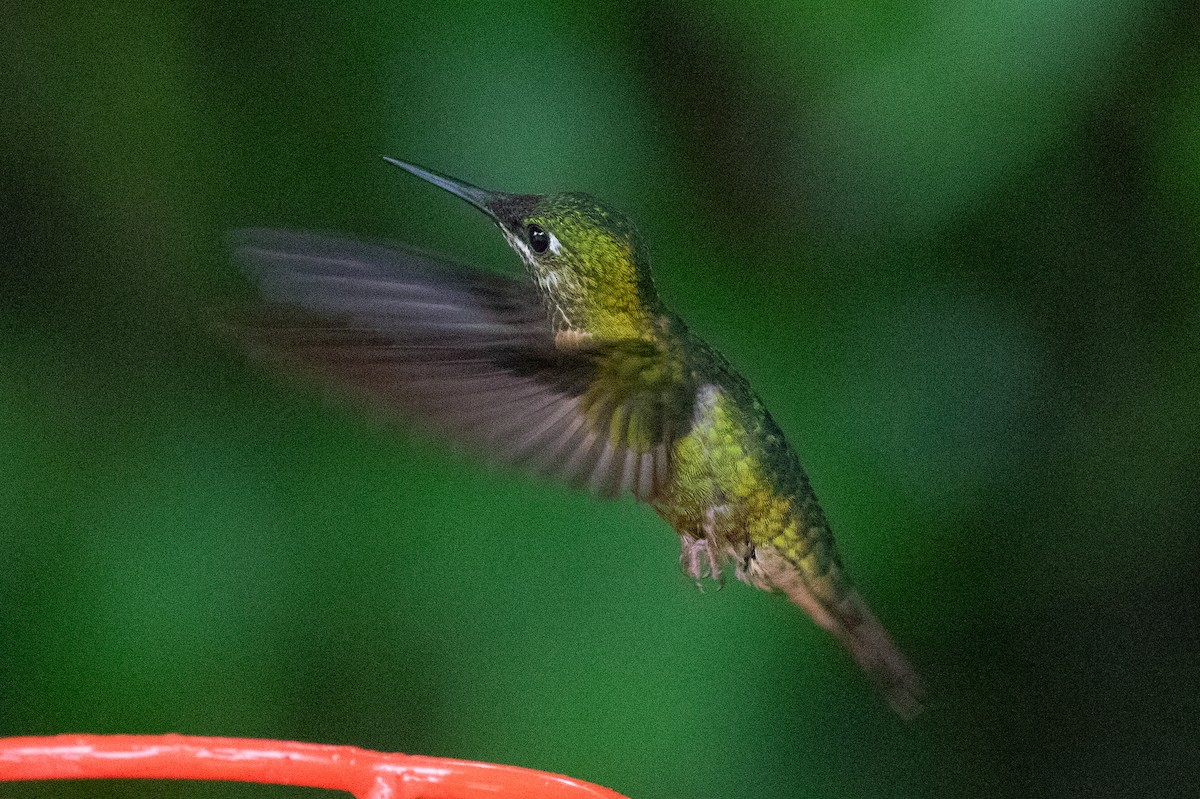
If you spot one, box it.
[733,543,757,586]
[679,534,723,589]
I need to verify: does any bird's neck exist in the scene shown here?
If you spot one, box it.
[533,260,661,341]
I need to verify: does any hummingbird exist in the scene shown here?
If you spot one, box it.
[234,159,924,717]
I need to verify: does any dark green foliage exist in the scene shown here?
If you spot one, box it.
[2,1,1198,797]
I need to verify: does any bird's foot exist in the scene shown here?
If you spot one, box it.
[679,534,723,590]
[733,543,757,586]
[734,542,773,591]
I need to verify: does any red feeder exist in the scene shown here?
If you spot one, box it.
[0,734,631,799]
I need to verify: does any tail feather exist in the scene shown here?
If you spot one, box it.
[832,591,925,719]
[753,547,924,718]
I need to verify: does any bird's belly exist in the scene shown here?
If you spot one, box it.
[652,384,785,549]
[651,387,727,526]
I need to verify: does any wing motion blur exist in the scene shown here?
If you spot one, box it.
[234,229,694,499]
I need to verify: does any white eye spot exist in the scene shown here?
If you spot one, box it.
[547,232,563,255]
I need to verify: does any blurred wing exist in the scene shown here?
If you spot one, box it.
[233,229,693,499]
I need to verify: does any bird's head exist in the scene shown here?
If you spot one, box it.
[387,159,660,340]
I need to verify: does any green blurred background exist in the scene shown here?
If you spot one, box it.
[2,1,1197,797]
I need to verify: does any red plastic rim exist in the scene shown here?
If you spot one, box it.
[0,734,631,799]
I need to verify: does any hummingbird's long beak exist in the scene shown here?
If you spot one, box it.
[383,157,500,220]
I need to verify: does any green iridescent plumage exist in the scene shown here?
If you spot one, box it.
[236,160,923,716]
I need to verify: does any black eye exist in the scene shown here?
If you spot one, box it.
[527,224,549,254]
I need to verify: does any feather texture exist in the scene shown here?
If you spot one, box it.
[234,229,692,500]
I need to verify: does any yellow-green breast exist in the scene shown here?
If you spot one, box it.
[653,336,846,590]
